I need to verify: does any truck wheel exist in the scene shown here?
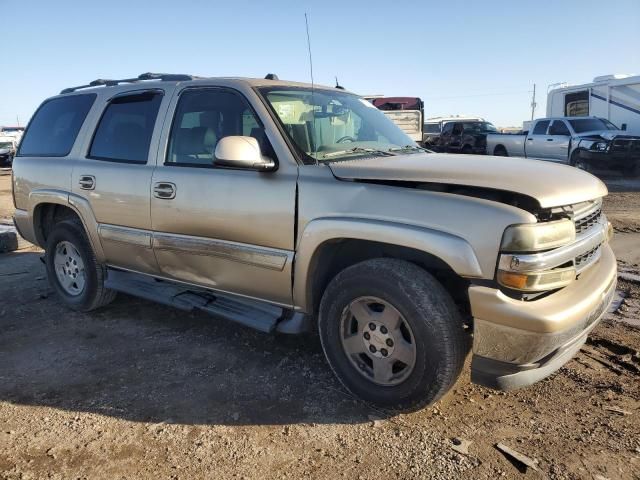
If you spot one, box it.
[45,220,116,312]
[494,145,508,157]
[571,150,591,172]
[318,258,466,410]
[461,145,473,155]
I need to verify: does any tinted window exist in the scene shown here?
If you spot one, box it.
[424,123,440,133]
[18,94,96,157]
[441,122,454,134]
[452,123,463,135]
[549,120,571,136]
[532,120,550,135]
[568,118,617,133]
[89,91,162,163]
[166,89,267,166]
[462,122,498,133]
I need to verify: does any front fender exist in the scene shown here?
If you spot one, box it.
[292,217,483,311]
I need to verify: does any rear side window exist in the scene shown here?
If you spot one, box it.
[89,91,163,163]
[532,120,550,135]
[18,94,96,157]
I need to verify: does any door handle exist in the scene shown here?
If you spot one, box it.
[546,138,554,142]
[527,138,533,141]
[79,175,95,190]
[153,182,176,199]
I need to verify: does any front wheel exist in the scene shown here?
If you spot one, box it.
[571,149,592,172]
[318,259,467,410]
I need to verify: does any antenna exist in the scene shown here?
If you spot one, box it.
[304,13,314,89]
[304,12,318,165]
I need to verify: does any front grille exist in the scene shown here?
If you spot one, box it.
[571,200,605,273]
[574,206,602,235]
[612,138,640,153]
[575,244,601,270]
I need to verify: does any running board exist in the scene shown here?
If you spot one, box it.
[104,269,309,333]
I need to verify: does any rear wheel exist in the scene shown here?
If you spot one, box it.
[318,258,466,410]
[45,220,116,312]
[494,145,508,157]
[461,145,473,155]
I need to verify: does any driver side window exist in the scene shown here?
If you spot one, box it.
[166,89,267,167]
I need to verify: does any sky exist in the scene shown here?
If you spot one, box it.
[1,0,639,128]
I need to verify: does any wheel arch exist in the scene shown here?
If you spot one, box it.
[29,190,105,261]
[293,218,482,315]
[493,144,508,156]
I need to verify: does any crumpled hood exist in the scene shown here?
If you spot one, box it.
[328,153,608,209]
[577,129,636,140]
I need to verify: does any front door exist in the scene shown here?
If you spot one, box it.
[150,87,297,306]
[71,88,170,274]
[546,120,572,162]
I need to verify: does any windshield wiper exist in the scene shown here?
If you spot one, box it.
[388,145,426,153]
[320,147,394,160]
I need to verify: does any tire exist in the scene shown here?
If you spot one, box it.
[45,219,116,312]
[461,145,473,155]
[318,258,466,410]
[494,145,508,157]
[570,149,591,172]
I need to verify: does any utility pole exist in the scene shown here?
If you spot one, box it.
[530,84,537,121]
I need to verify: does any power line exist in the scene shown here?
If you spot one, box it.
[423,90,531,100]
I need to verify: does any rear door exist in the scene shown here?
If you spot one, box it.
[149,86,297,306]
[448,122,464,151]
[525,120,551,159]
[71,88,171,274]
[546,120,572,162]
[439,122,454,150]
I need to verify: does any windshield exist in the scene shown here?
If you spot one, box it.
[0,142,13,149]
[259,87,420,163]
[424,123,441,133]
[463,122,497,133]
[568,118,618,133]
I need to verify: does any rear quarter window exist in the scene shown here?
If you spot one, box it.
[17,94,96,157]
[532,120,550,135]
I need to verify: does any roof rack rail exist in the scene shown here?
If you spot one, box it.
[60,72,195,94]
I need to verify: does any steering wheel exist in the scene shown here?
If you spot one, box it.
[336,135,356,144]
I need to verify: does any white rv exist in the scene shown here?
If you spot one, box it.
[547,74,640,135]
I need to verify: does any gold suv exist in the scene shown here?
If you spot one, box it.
[12,73,616,409]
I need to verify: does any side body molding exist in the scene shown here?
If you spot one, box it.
[293,217,484,311]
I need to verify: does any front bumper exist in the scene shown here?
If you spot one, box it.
[580,149,640,171]
[469,244,617,390]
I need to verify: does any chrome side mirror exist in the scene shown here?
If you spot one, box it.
[213,136,276,171]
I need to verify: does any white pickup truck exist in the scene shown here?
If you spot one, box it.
[486,116,640,175]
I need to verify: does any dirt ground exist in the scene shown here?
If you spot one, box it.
[1,171,639,480]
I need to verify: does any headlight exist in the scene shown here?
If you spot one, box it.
[592,142,609,152]
[500,219,576,252]
[498,219,577,292]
